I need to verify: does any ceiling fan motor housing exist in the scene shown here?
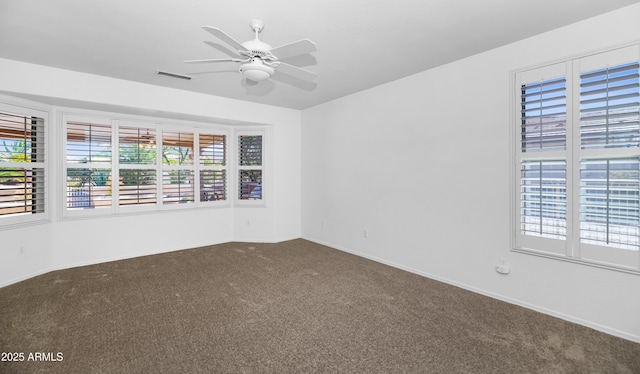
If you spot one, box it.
[242,39,273,57]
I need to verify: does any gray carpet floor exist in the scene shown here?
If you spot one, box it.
[1,239,639,373]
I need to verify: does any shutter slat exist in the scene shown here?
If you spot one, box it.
[581,92,639,106]
[580,82,639,98]
[580,72,640,88]
[581,62,639,79]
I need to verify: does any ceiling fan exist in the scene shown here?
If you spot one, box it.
[184,20,317,84]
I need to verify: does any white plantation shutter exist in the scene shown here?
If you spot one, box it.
[162,169,194,204]
[516,63,570,255]
[119,126,157,207]
[514,44,640,272]
[0,109,46,221]
[119,169,157,206]
[580,62,639,149]
[66,122,112,163]
[119,126,156,165]
[162,131,194,165]
[199,134,226,166]
[521,77,567,152]
[575,47,640,268]
[239,135,263,165]
[162,130,195,205]
[520,160,567,240]
[579,158,639,250]
[65,120,112,210]
[238,134,263,200]
[199,133,227,201]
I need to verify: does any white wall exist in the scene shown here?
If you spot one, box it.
[0,59,301,286]
[301,4,640,342]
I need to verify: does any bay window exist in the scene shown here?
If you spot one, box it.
[63,113,228,216]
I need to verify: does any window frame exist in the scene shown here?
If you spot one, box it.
[0,101,49,228]
[511,43,640,274]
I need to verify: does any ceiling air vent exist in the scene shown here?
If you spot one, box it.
[156,70,192,80]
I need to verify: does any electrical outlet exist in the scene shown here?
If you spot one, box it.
[18,246,25,256]
[496,258,510,274]
[363,230,368,238]
[321,220,326,229]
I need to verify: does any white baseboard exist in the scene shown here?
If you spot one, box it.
[0,236,300,288]
[0,268,54,288]
[0,240,229,288]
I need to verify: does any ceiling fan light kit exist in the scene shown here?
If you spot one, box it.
[184,19,317,85]
[239,59,274,81]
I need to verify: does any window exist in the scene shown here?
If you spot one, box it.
[199,133,227,201]
[66,118,112,210]
[0,106,47,226]
[514,45,640,272]
[119,125,157,207]
[63,113,228,216]
[238,133,263,200]
[162,130,195,205]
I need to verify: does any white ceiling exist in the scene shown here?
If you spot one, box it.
[1,0,639,110]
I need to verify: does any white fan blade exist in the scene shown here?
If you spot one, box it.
[202,26,247,52]
[204,41,243,58]
[279,53,317,67]
[270,39,316,59]
[184,58,246,64]
[275,62,317,81]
